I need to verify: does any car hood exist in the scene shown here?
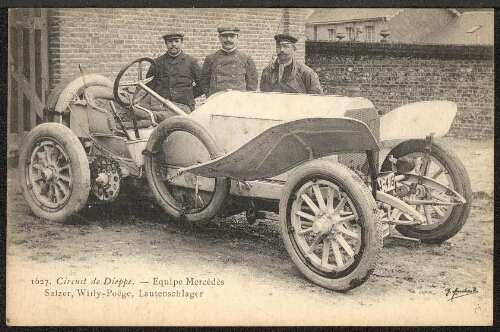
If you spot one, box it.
[189,91,376,154]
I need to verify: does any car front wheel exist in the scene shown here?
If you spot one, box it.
[279,160,382,291]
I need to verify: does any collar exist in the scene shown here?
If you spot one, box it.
[272,57,295,69]
[277,58,293,67]
[167,51,183,58]
[221,47,237,54]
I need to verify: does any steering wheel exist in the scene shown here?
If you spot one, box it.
[113,57,157,107]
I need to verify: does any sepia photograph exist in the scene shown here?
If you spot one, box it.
[6,6,494,326]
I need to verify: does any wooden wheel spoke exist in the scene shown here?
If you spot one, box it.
[433,206,445,217]
[337,225,359,239]
[306,236,323,254]
[56,179,70,195]
[335,234,355,257]
[40,182,50,195]
[432,168,443,179]
[295,210,316,222]
[57,164,70,173]
[58,174,71,183]
[55,153,65,166]
[36,151,48,165]
[301,221,314,228]
[331,240,344,267]
[326,187,335,213]
[32,163,44,171]
[33,176,44,183]
[42,145,51,161]
[321,238,330,266]
[423,205,433,225]
[301,193,320,215]
[53,183,64,203]
[297,227,313,236]
[312,184,326,211]
[333,195,347,215]
[47,146,57,164]
[390,208,402,220]
[47,183,55,200]
[338,214,357,223]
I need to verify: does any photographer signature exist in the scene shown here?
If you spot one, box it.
[445,287,478,301]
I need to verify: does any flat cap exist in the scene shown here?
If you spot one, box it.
[217,25,240,35]
[162,32,184,41]
[274,33,298,44]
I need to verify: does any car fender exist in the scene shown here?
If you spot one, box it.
[177,117,379,181]
[380,101,457,141]
[54,74,114,114]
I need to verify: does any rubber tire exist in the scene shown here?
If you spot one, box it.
[145,116,229,222]
[380,139,472,244]
[279,160,382,291]
[19,123,91,222]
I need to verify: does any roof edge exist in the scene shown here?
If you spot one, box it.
[385,8,405,21]
[306,17,385,26]
[447,8,462,17]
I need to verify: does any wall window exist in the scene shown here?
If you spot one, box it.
[346,27,354,41]
[328,28,336,41]
[365,26,374,42]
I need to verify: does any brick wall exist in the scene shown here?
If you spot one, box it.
[48,8,306,90]
[306,41,494,138]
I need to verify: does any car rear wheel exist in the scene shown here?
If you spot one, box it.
[19,123,91,222]
[380,139,472,244]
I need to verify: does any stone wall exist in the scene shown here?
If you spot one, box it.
[306,41,494,138]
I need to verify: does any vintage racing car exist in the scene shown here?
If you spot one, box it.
[19,58,471,291]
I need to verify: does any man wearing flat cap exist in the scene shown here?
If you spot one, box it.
[200,26,258,97]
[146,32,202,115]
[260,33,323,94]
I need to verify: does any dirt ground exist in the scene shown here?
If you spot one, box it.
[6,137,493,326]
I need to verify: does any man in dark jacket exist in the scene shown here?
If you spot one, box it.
[260,33,323,95]
[146,32,202,114]
[200,26,258,97]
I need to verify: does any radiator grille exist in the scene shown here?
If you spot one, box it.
[338,108,380,175]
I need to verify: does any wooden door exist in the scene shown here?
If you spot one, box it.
[8,8,49,147]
